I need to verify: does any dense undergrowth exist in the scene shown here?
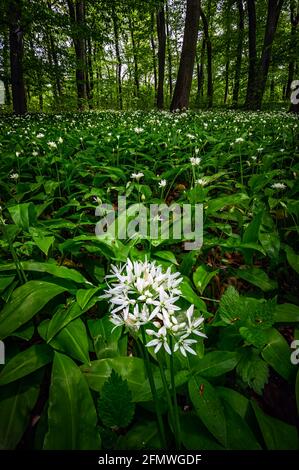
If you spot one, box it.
[0,110,298,450]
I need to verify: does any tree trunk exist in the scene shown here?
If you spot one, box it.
[112,6,122,110]
[129,16,139,99]
[200,4,213,108]
[245,0,257,108]
[290,80,299,113]
[223,2,231,105]
[232,0,244,106]
[170,0,201,111]
[47,1,62,99]
[286,0,298,100]
[195,38,205,106]
[157,5,166,109]
[150,12,158,98]
[165,1,173,99]
[3,30,11,106]
[255,0,284,109]
[9,0,27,114]
[67,0,87,110]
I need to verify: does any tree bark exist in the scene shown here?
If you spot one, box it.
[232,0,244,106]
[286,0,298,100]
[245,0,257,108]
[255,0,284,109]
[165,1,173,99]
[9,0,27,114]
[129,16,139,99]
[67,0,87,110]
[170,0,201,111]
[3,30,11,106]
[112,6,122,110]
[199,4,213,108]
[157,4,166,109]
[150,12,158,98]
[195,38,205,106]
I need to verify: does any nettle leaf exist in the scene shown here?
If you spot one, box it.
[97,370,135,429]
[218,286,243,325]
[236,348,269,395]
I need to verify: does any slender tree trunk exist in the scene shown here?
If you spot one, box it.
[195,38,205,106]
[223,2,231,105]
[9,0,27,114]
[170,0,201,111]
[129,16,139,99]
[255,0,284,109]
[165,1,173,99]
[3,30,11,106]
[150,12,158,98]
[67,0,87,110]
[286,0,298,99]
[200,4,213,108]
[157,4,166,109]
[47,1,62,99]
[245,0,257,108]
[232,0,244,106]
[112,7,122,110]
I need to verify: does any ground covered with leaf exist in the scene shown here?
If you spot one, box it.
[0,110,298,450]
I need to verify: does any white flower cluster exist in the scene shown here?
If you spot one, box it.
[104,259,206,356]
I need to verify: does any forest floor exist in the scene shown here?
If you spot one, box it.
[0,110,298,450]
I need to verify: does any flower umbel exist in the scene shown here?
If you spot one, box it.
[104,259,206,356]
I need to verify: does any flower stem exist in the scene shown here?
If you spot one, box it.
[140,327,167,448]
[158,355,179,450]
[169,337,181,450]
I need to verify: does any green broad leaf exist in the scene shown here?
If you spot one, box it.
[39,318,90,364]
[0,261,91,285]
[44,352,100,450]
[193,265,219,295]
[12,322,35,341]
[8,203,37,230]
[180,279,207,312]
[87,316,123,359]
[262,328,295,381]
[33,235,55,256]
[243,211,263,244]
[46,298,98,342]
[81,357,162,402]
[223,401,261,450]
[153,250,178,265]
[258,211,280,259]
[192,351,239,377]
[180,412,223,450]
[235,267,277,292]
[188,376,227,447]
[216,387,249,419]
[251,400,298,450]
[0,275,15,294]
[76,287,99,309]
[0,344,53,385]
[0,281,67,340]
[237,348,269,395]
[206,193,249,215]
[274,303,299,323]
[284,245,299,274]
[0,373,41,449]
[97,370,135,428]
[117,421,161,450]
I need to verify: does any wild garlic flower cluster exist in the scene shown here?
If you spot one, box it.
[104,259,206,356]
